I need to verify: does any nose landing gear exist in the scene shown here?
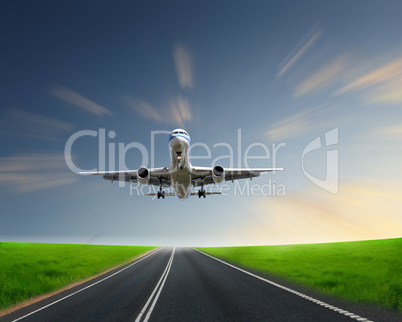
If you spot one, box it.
[176,153,183,170]
[176,161,183,171]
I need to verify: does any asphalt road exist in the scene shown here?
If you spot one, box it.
[1,247,398,322]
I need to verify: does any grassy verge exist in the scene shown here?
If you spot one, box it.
[199,238,401,311]
[0,243,155,310]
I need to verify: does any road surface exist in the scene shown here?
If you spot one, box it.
[1,247,398,321]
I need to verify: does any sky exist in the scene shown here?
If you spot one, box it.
[0,1,401,246]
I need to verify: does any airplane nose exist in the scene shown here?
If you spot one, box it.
[169,136,188,149]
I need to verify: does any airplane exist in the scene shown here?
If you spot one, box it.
[80,129,284,200]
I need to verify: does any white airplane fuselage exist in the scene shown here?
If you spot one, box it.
[168,130,192,199]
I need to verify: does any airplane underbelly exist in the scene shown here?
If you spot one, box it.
[171,170,191,200]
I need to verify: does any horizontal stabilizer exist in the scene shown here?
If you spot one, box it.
[190,192,221,196]
[145,193,176,196]
[145,191,222,197]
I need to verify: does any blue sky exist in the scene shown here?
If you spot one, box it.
[1,1,401,246]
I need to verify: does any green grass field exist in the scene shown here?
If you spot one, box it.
[0,243,155,310]
[199,238,401,311]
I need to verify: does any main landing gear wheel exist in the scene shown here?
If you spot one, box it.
[198,189,206,198]
[157,187,165,199]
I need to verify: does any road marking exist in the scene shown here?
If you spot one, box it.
[11,248,162,322]
[195,249,373,322]
[135,247,175,322]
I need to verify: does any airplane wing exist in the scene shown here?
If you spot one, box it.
[79,166,283,187]
[79,167,171,186]
[191,166,284,187]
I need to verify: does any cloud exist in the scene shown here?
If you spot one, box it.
[294,56,348,97]
[0,153,78,193]
[169,95,191,127]
[123,95,192,127]
[334,57,402,96]
[369,124,402,140]
[0,109,73,140]
[122,44,194,127]
[363,76,402,104]
[173,44,194,89]
[265,107,322,141]
[234,182,402,246]
[277,24,323,78]
[51,86,112,116]
[122,97,164,122]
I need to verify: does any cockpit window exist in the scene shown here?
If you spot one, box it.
[172,130,188,136]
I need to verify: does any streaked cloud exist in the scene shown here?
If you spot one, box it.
[334,57,402,96]
[173,44,194,89]
[0,153,78,193]
[51,86,112,116]
[294,56,348,97]
[0,109,73,140]
[370,124,402,140]
[363,76,402,104]
[265,107,321,141]
[277,24,323,78]
[122,97,164,122]
[123,94,192,127]
[235,182,402,246]
[169,95,191,127]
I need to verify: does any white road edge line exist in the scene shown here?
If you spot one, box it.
[11,247,163,322]
[194,249,373,322]
[135,247,175,322]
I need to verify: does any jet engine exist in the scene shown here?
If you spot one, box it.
[137,166,150,184]
[212,165,225,184]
